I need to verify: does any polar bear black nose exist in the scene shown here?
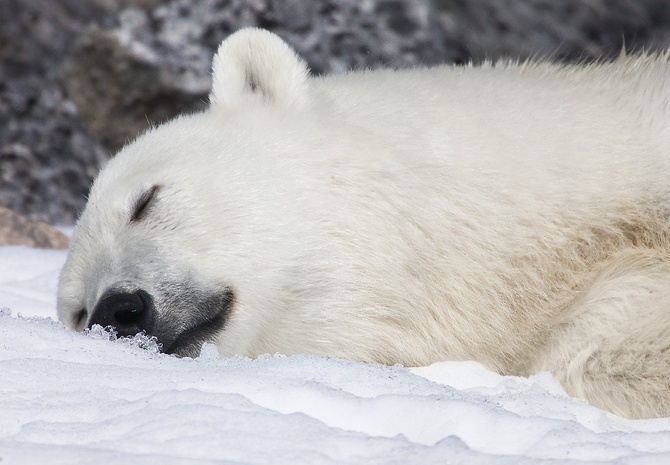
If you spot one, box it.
[89,289,154,337]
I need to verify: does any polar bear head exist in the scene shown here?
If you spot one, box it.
[57,29,321,357]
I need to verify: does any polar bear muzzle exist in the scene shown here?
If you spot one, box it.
[88,285,234,358]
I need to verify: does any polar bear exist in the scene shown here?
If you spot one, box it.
[58,28,670,419]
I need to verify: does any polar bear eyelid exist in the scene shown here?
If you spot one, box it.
[130,185,161,223]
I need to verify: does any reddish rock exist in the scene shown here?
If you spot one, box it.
[0,207,69,249]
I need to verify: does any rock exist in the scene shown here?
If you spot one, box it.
[0,0,110,80]
[0,74,109,225]
[0,207,69,249]
[433,0,670,64]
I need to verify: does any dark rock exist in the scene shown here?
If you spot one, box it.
[0,207,69,249]
[0,0,110,80]
[433,0,670,64]
[0,75,109,225]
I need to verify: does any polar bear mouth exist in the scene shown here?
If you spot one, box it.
[159,287,235,358]
[163,306,229,357]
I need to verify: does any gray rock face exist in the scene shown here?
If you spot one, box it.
[2,0,670,224]
[0,76,108,224]
[434,0,670,63]
[0,0,108,79]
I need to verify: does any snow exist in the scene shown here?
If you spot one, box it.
[2,245,670,464]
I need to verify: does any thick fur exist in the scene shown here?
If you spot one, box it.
[58,28,670,419]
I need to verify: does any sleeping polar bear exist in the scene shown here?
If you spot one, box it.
[58,28,670,419]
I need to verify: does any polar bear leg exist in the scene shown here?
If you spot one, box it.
[532,251,670,419]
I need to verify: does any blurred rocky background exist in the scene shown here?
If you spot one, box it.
[2,0,670,237]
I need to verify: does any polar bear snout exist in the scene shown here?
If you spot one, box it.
[89,288,155,339]
[81,280,234,358]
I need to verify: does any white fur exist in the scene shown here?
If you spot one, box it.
[210,28,309,110]
[58,28,670,419]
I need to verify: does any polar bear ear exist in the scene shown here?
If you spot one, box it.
[209,28,310,111]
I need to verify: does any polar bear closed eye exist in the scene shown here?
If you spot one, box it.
[58,28,670,419]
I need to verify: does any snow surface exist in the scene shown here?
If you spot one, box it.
[2,245,670,464]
